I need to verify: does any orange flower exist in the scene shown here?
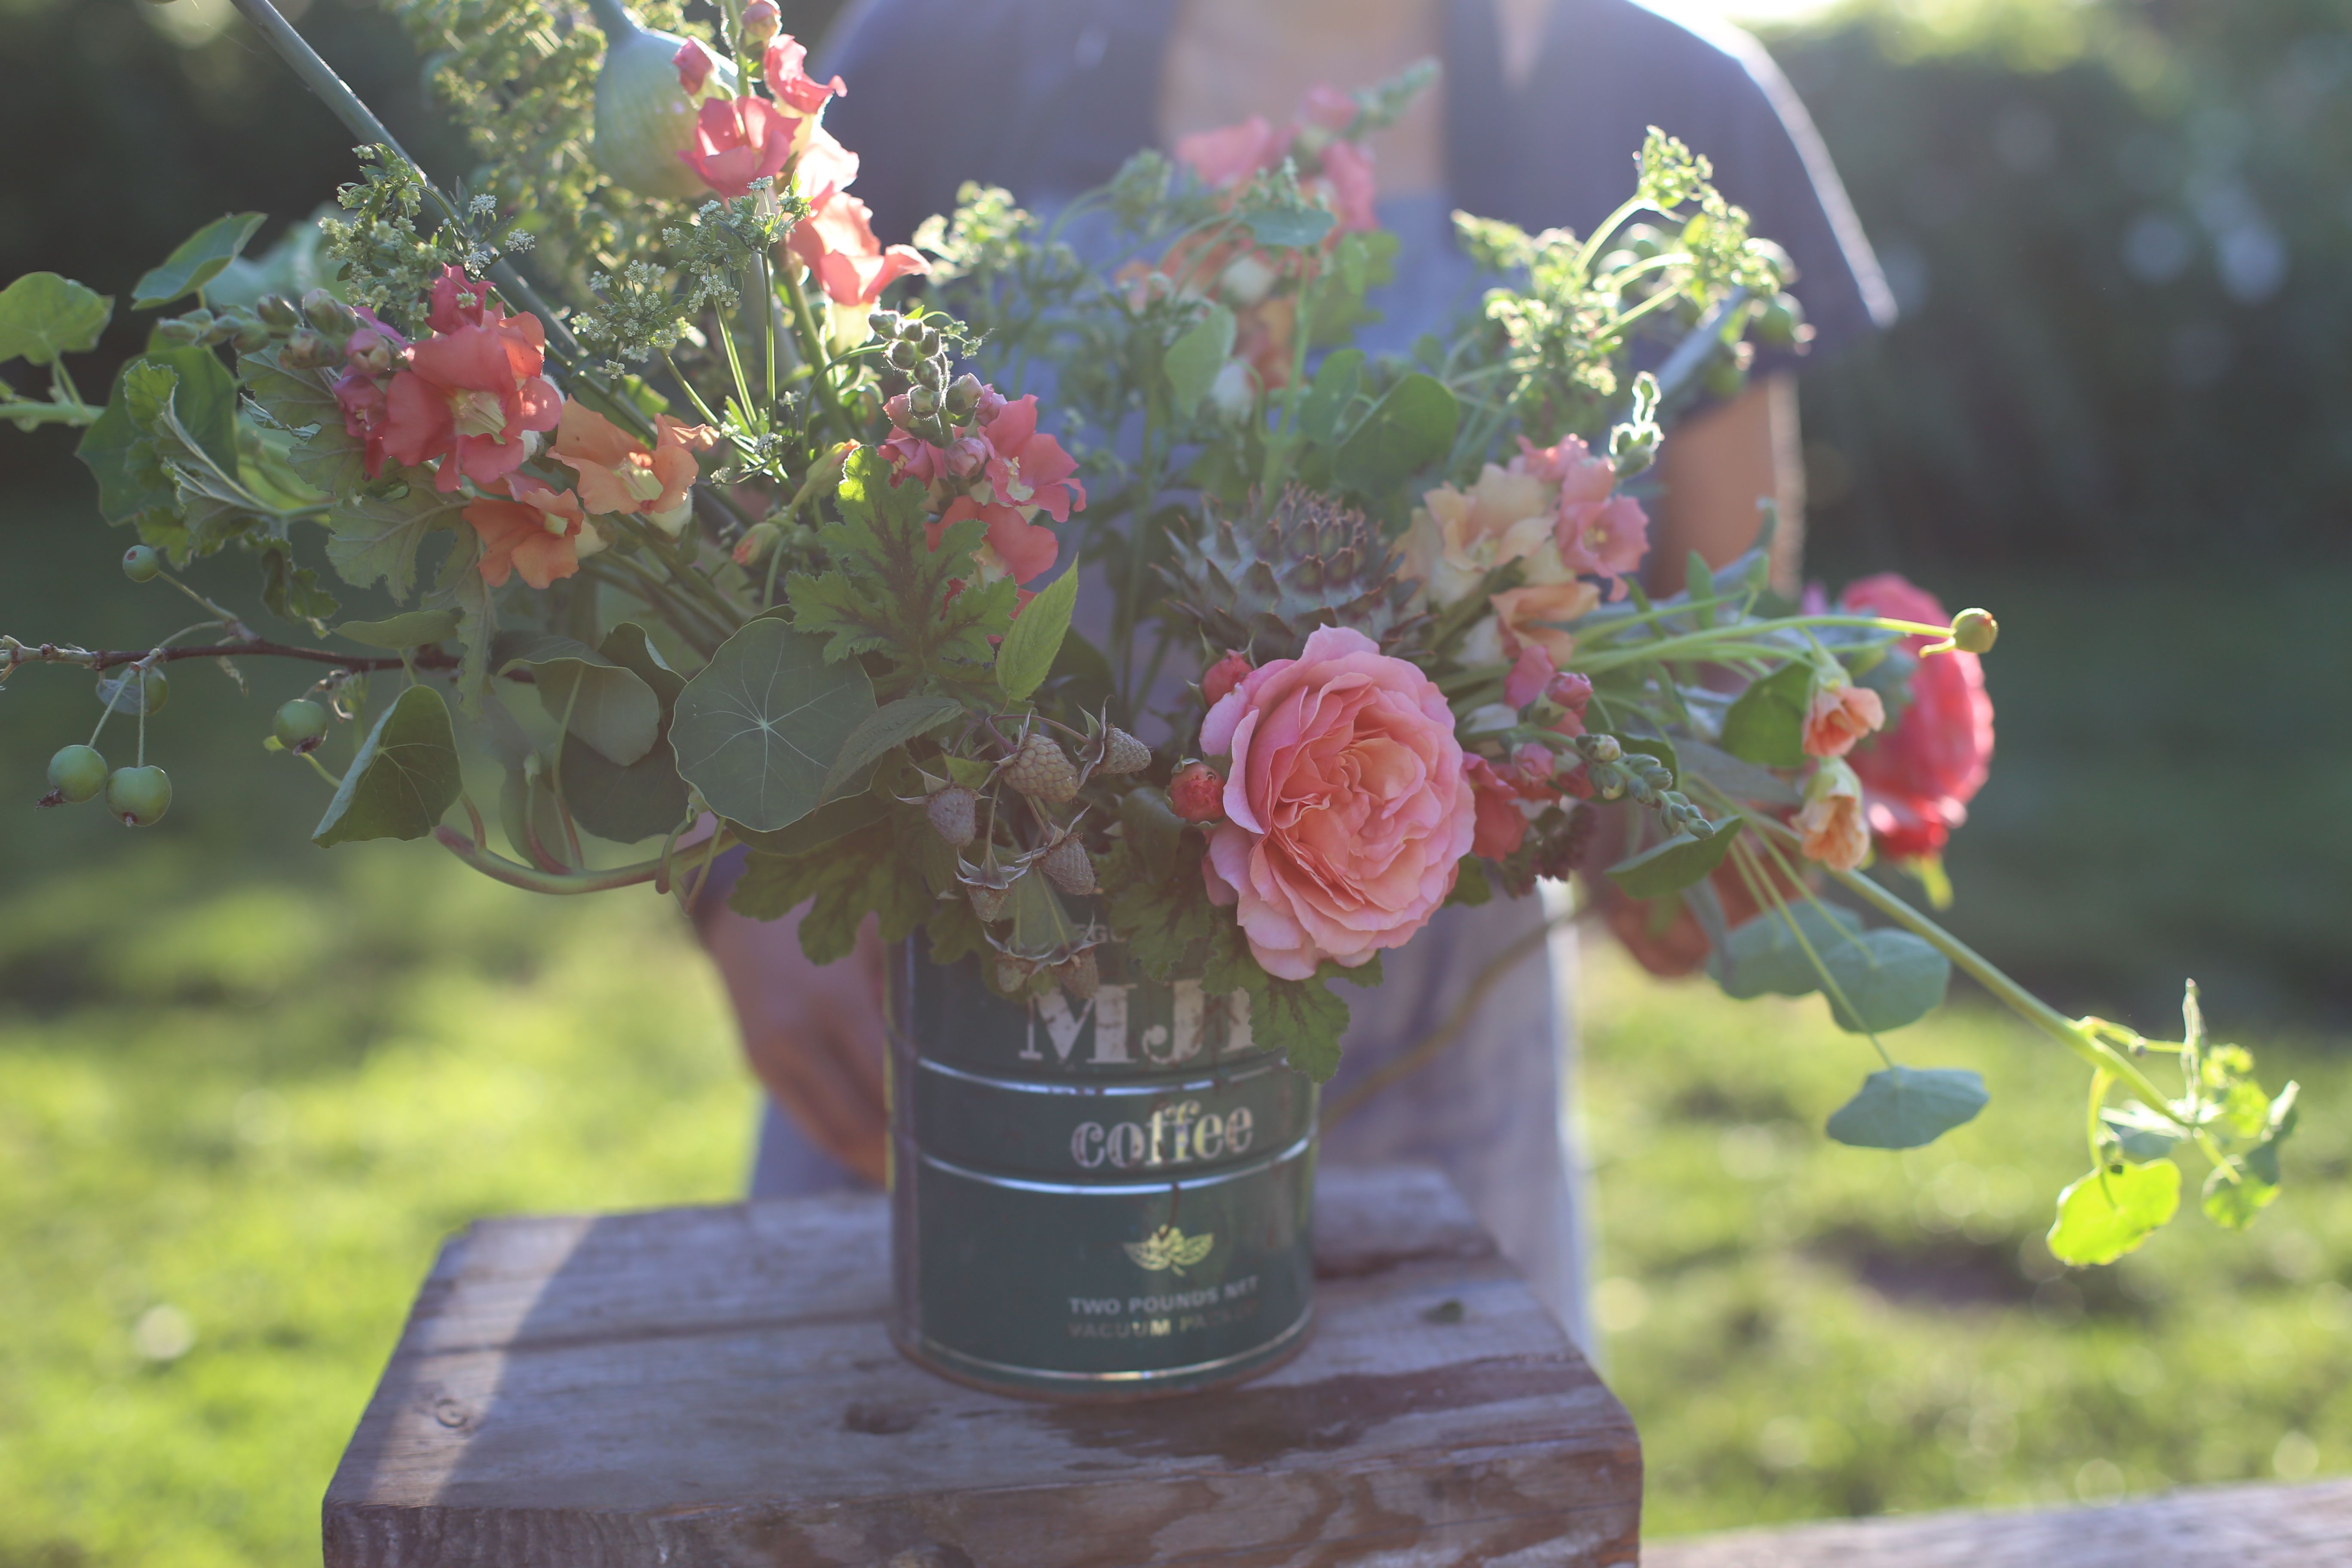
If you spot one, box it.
[549,404,717,536]
[464,477,605,590]
[1802,680,1886,760]
[1796,760,1870,872]
[1488,579,1600,667]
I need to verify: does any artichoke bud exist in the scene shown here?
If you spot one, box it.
[588,0,738,202]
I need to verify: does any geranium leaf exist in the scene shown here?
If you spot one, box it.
[671,617,876,832]
[1824,1065,1988,1149]
[0,272,113,366]
[995,564,1079,701]
[77,349,238,534]
[1252,971,1351,1083]
[312,684,462,846]
[2048,1159,2180,1266]
[132,214,267,309]
[1721,661,1812,768]
[496,631,663,768]
[324,487,466,597]
[728,816,931,959]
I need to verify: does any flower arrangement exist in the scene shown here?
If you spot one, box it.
[0,0,2297,1270]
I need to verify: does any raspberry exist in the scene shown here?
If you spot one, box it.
[1098,727,1152,775]
[1053,950,1100,1000]
[1040,836,1097,895]
[926,784,978,847]
[967,879,1012,922]
[1169,761,1225,823]
[1002,729,1078,804]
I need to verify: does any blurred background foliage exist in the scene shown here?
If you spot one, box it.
[1,0,2347,1561]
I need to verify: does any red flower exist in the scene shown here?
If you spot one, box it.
[1838,574,1995,859]
[464,477,604,590]
[977,394,1083,523]
[427,266,498,334]
[682,95,796,199]
[380,298,562,493]
[1201,649,1256,708]
[1465,756,1530,858]
[787,190,927,306]
[674,38,717,96]
[763,36,845,115]
[934,495,1059,585]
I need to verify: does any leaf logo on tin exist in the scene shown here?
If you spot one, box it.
[1124,1225,1215,1275]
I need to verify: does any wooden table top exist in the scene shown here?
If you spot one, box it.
[1648,1476,2352,1567]
[325,1164,1641,1568]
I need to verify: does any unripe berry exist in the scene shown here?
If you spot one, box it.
[1200,649,1254,708]
[1001,729,1078,804]
[1097,728,1152,775]
[122,545,162,583]
[46,744,107,803]
[105,765,172,827]
[274,698,330,754]
[925,785,978,847]
[1168,761,1225,822]
[1039,836,1097,895]
[1053,950,1100,1000]
[1951,608,1999,654]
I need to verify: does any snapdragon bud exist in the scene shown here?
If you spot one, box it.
[906,383,939,417]
[302,288,357,340]
[886,339,920,371]
[732,521,782,567]
[344,328,396,377]
[943,373,983,419]
[256,293,300,330]
[741,0,780,46]
[281,329,337,371]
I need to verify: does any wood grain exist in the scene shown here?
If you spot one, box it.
[1645,1477,2352,1568]
[325,1165,1641,1568]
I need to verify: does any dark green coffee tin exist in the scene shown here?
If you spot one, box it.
[885,942,1319,1400]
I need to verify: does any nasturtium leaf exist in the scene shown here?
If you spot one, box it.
[312,683,463,847]
[670,617,876,832]
[2099,1101,2183,1161]
[1245,207,1336,251]
[1606,818,1743,899]
[1297,348,1364,444]
[1333,374,1458,497]
[2048,1159,2180,1266]
[559,726,689,844]
[1822,928,1951,1034]
[495,631,662,768]
[2202,1161,2280,1230]
[336,609,462,649]
[820,694,964,802]
[995,565,1080,701]
[132,213,267,309]
[597,622,686,707]
[1825,1066,1988,1149]
[1720,660,1813,769]
[0,273,113,366]
[1706,901,1862,1000]
[1163,304,1236,418]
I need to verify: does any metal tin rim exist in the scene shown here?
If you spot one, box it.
[898,1302,1315,1386]
[910,1128,1315,1194]
[910,1050,1291,1098]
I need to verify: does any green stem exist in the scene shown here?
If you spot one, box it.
[1574,613,1952,673]
[659,348,725,426]
[1570,195,1656,284]
[0,399,100,428]
[432,825,686,894]
[778,260,853,438]
[713,309,756,426]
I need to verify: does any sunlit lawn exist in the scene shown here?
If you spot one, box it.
[0,851,2344,1565]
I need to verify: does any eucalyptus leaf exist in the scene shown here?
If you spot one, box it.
[1245,207,1336,250]
[996,565,1080,701]
[1675,736,1801,807]
[312,684,462,847]
[0,273,113,366]
[1333,374,1458,496]
[1163,304,1236,418]
[820,695,964,802]
[2048,1159,2180,1266]
[336,609,462,649]
[1823,928,1952,1034]
[1606,819,1743,899]
[131,213,267,309]
[1707,902,1862,1000]
[1721,661,1812,769]
[496,631,663,769]
[670,618,876,832]
[1825,1066,1988,1149]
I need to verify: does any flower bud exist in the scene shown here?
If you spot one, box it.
[232,318,273,354]
[344,327,396,377]
[302,288,356,340]
[944,373,983,418]
[1582,734,1623,763]
[740,0,780,46]
[886,339,920,371]
[868,309,903,339]
[915,324,942,357]
[1168,760,1225,823]
[906,383,938,416]
[256,293,300,330]
[731,521,782,567]
[1207,358,1256,422]
[1951,608,1999,654]
[155,316,207,346]
[1200,649,1254,708]
[281,329,337,371]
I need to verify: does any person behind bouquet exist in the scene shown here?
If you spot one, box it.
[698,0,1893,1348]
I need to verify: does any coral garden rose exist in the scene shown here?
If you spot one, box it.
[1199,626,1477,980]
[380,289,562,493]
[1838,573,1994,859]
[1802,680,1886,760]
[464,476,604,589]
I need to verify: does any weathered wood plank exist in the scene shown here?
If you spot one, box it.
[326,1165,1641,1568]
[1645,1477,2352,1568]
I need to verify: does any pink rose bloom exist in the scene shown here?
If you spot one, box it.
[1175,115,1293,188]
[1802,681,1886,760]
[763,37,845,114]
[1838,573,1994,859]
[1200,626,1476,980]
[682,95,796,199]
[789,190,928,306]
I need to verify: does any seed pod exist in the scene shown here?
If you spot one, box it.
[886,339,920,371]
[1098,728,1152,775]
[257,293,301,330]
[1001,729,1079,804]
[926,785,978,848]
[1040,836,1097,895]
[105,765,172,827]
[46,745,107,804]
[274,699,330,755]
[1053,950,1100,1001]
[122,545,162,583]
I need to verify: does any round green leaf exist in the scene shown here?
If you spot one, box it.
[559,729,688,845]
[312,685,463,847]
[670,618,876,832]
[1163,304,1236,418]
[496,631,662,768]
[0,272,113,367]
[1333,374,1459,496]
[2048,1159,2180,1266]
[1720,661,1812,769]
[1706,902,1861,1000]
[1823,928,1952,1034]
[1825,1066,1988,1149]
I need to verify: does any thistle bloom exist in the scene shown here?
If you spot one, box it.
[682,94,795,199]
[1802,679,1886,760]
[464,477,605,589]
[550,403,717,535]
[380,293,562,493]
